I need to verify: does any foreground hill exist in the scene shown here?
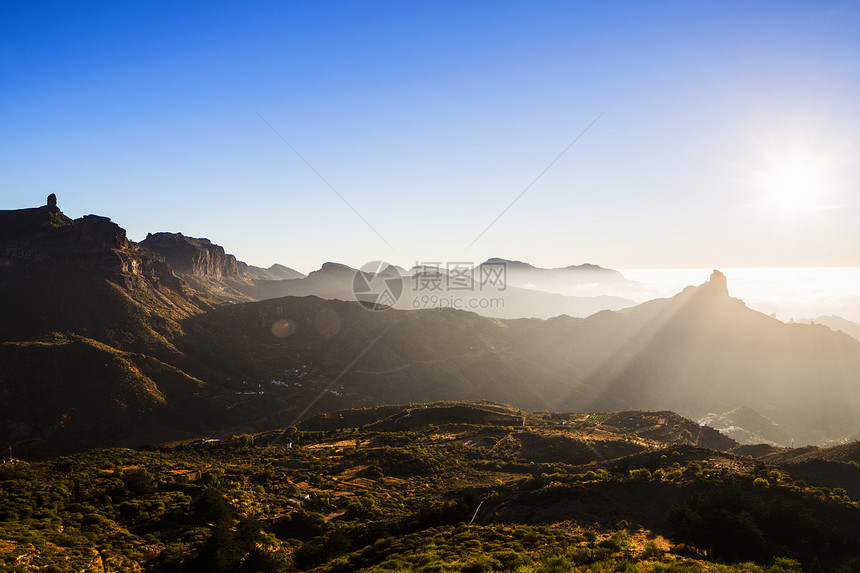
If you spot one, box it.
[0,405,857,572]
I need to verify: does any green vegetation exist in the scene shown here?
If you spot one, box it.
[0,414,859,572]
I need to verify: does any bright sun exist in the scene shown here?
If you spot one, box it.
[764,161,824,211]
[758,153,842,214]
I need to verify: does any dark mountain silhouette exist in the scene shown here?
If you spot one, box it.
[4,200,860,456]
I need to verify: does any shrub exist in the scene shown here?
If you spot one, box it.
[768,557,802,573]
[682,462,702,477]
[461,555,503,573]
[668,486,822,564]
[122,468,155,495]
[537,555,573,573]
[640,539,662,559]
[493,549,530,570]
[598,530,631,552]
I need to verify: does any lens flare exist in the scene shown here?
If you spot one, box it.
[314,308,340,338]
[270,319,296,338]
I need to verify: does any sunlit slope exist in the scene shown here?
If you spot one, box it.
[177,272,860,445]
[0,335,211,454]
[512,271,860,444]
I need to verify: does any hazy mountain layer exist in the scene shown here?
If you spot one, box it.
[478,257,629,293]
[229,261,634,319]
[797,315,860,342]
[138,231,636,319]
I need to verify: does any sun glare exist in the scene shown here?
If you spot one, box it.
[757,152,841,214]
[764,162,823,211]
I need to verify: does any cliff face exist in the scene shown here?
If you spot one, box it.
[0,199,213,456]
[140,232,243,279]
[0,204,185,292]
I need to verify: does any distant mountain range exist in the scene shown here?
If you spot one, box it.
[136,233,635,319]
[478,257,629,292]
[3,197,860,456]
[796,315,860,343]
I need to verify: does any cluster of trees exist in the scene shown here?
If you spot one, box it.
[669,486,824,564]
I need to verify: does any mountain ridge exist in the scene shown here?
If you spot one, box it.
[3,199,860,456]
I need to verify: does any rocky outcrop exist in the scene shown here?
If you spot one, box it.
[707,269,728,296]
[0,201,185,292]
[140,232,243,279]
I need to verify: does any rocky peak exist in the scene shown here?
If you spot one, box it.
[316,262,355,274]
[671,269,732,308]
[140,232,243,279]
[0,200,186,292]
[706,269,729,296]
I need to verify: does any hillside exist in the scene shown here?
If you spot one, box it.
[699,406,795,447]
[509,271,860,445]
[0,199,218,455]
[1,405,858,571]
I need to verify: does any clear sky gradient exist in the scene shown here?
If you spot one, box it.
[2,1,859,272]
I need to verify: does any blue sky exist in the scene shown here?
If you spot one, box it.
[2,1,859,272]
